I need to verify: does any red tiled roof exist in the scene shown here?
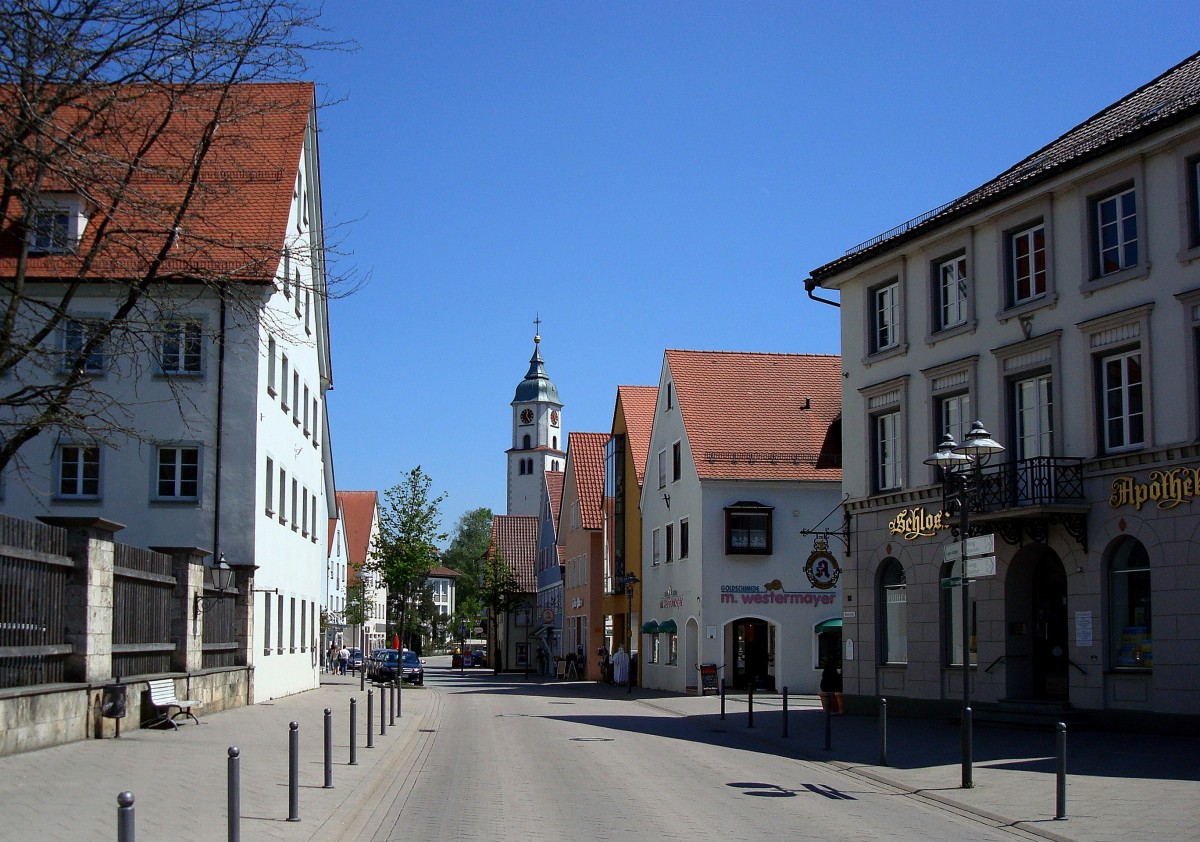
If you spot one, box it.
[665,350,842,482]
[567,432,609,530]
[0,82,314,283]
[544,470,564,533]
[489,515,538,592]
[616,385,658,488]
[335,490,377,567]
[428,565,460,579]
[810,50,1200,283]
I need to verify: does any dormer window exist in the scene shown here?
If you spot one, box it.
[28,195,88,254]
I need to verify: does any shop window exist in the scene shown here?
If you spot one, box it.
[879,558,907,664]
[1107,537,1151,669]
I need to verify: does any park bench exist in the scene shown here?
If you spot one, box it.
[146,678,202,729]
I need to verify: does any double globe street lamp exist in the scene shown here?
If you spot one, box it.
[923,420,1005,789]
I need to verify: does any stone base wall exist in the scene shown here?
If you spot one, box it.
[0,667,252,757]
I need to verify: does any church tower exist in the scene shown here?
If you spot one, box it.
[507,324,565,516]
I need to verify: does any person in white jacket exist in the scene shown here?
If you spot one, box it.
[612,646,630,686]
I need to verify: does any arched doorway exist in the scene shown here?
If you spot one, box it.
[685,618,699,693]
[1005,544,1069,700]
[729,618,773,690]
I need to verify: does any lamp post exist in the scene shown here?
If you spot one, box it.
[924,420,1004,790]
[620,574,639,694]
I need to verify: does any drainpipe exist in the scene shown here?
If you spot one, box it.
[212,288,227,561]
[805,276,840,308]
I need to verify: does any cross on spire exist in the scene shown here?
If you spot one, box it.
[533,312,541,343]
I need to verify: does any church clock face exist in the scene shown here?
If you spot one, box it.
[550,410,559,427]
[520,408,533,424]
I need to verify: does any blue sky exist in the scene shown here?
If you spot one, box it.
[309,3,1198,536]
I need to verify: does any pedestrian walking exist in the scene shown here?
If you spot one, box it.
[612,645,630,686]
[338,646,349,675]
[597,645,610,684]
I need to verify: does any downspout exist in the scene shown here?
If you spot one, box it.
[213,288,227,561]
[805,276,840,308]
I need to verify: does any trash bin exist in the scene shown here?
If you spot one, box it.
[101,679,128,737]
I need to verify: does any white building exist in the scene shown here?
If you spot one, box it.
[806,51,1200,723]
[639,350,843,695]
[0,82,333,702]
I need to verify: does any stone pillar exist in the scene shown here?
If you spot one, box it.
[39,517,124,684]
[152,547,210,674]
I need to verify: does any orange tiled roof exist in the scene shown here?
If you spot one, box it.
[567,432,609,530]
[0,82,314,283]
[335,490,377,567]
[544,470,564,533]
[489,515,538,592]
[665,350,842,482]
[616,385,658,488]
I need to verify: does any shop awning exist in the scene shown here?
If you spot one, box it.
[814,618,843,633]
[658,619,678,635]
[641,621,660,635]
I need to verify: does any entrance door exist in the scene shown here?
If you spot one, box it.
[1031,554,1069,699]
[731,619,770,690]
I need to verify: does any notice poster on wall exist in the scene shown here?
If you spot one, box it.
[1075,611,1094,647]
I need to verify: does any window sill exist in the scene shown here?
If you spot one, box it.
[1082,263,1149,296]
[861,342,909,367]
[52,495,101,503]
[154,371,204,379]
[924,320,977,348]
[1176,244,1200,265]
[150,497,200,505]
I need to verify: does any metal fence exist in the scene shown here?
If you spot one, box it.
[203,587,242,669]
[0,516,73,689]
[113,545,177,677]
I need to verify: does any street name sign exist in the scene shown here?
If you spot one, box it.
[965,555,996,577]
[943,534,995,563]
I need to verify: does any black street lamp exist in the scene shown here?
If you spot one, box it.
[619,573,639,694]
[924,420,1004,789]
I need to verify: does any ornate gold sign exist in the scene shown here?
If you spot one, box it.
[1110,467,1200,511]
[887,506,950,540]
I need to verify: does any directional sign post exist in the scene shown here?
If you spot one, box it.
[965,555,996,578]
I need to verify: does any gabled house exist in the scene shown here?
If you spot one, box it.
[805,50,1200,723]
[603,385,658,685]
[427,564,460,648]
[640,350,842,694]
[0,82,334,702]
[336,491,388,654]
[560,432,609,680]
[489,514,538,672]
[534,471,565,668]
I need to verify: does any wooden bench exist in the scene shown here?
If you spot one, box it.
[146,678,202,729]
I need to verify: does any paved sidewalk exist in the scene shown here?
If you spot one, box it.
[1,671,1197,842]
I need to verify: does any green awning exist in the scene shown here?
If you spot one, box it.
[641,621,660,634]
[814,618,843,633]
[658,619,678,635]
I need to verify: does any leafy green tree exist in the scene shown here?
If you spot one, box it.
[481,548,523,674]
[369,467,446,653]
[443,506,492,623]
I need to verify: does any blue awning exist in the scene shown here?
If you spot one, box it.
[658,619,678,635]
[641,621,660,635]
[815,618,843,633]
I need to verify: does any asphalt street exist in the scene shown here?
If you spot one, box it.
[1,657,1196,841]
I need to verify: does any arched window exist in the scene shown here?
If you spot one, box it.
[526,458,533,474]
[553,436,558,450]
[552,460,559,471]
[941,560,976,667]
[878,558,907,664]
[1107,537,1151,669]
[523,434,531,450]
[518,461,526,475]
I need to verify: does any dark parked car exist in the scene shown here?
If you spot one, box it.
[401,650,424,685]
[367,648,399,682]
[346,647,364,673]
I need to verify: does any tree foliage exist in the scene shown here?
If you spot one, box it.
[369,467,446,651]
[442,506,492,622]
[0,1,345,473]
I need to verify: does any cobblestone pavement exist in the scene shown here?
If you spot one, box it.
[0,662,1196,841]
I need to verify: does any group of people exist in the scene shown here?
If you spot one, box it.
[327,644,350,675]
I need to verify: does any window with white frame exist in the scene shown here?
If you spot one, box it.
[291,478,298,529]
[311,495,318,542]
[724,502,773,554]
[939,392,971,450]
[650,633,660,664]
[267,336,277,395]
[156,446,199,500]
[264,594,272,655]
[312,398,320,447]
[935,253,968,331]
[666,523,674,563]
[301,487,309,536]
[679,519,689,559]
[159,320,202,375]
[58,445,100,498]
[303,384,310,436]
[870,279,900,353]
[872,410,901,493]
[265,457,274,515]
[879,558,907,664]
[28,197,86,254]
[292,372,300,425]
[278,468,288,525]
[668,632,678,665]
[62,319,105,374]
[280,355,290,410]
[658,449,667,489]
[652,528,661,566]
[1008,221,1046,305]
[672,441,681,481]
[1094,185,1138,277]
[1099,348,1143,452]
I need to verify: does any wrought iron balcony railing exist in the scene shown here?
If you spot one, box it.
[950,456,1086,514]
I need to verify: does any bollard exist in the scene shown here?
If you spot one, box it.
[287,721,300,822]
[747,679,755,728]
[720,679,725,720]
[390,680,396,725]
[367,689,374,749]
[360,658,365,691]
[380,685,387,736]
[349,698,358,765]
[397,677,403,718]
[963,706,974,789]
[824,698,832,751]
[879,698,888,766]
[323,709,334,789]
[1056,721,1068,820]
[782,687,789,738]
[117,792,135,842]
[228,747,241,842]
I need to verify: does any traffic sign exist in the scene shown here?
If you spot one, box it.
[965,555,996,577]
[943,534,995,563]
[941,576,964,588]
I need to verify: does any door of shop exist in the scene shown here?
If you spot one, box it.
[731,619,770,690]
[1032,553,1069,699]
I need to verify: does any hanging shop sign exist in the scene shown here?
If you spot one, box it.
[803,538,842,590]
[887,506,951,540]
[1109,467,1200,511]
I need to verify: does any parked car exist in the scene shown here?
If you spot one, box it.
[367,648,399,682]
[400,649,424,685]
[347,647,364,673]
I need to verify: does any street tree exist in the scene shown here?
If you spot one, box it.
[442,506,492,624]
[481,547,523,674]
[0,1,346,474]
[369,467,446,652]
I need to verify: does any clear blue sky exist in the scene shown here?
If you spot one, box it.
[309,2,1198,537]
